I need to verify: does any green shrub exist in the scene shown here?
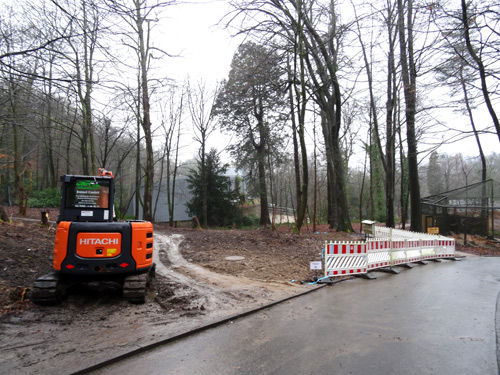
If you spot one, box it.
[120,214,135,221]
[237,214,260,228]
[28,188,61,208]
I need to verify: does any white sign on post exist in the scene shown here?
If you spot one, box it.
[310,261,322,270]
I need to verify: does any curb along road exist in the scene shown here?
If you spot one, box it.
[70,283,330,375]
[85,256,500,375]
[74,255,500,375]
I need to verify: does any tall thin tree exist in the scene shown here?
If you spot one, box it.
[398,0,422,232]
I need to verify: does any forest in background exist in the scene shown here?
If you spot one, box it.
[0,0,499,231]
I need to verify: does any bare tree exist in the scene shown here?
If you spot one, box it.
[287,9,309,233]
[352,0,399,227]
[435,34,488,185]
[188,79,219,228]
[133,0,154,222]
[0,5,40,214]
[48,0,109,175]
[157,85,184,226]
[108,0,175,222]
[460,0,500,144]
[397,0,422,232]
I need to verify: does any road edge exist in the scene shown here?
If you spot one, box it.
[69,280,346,375]
[496,290,500,375]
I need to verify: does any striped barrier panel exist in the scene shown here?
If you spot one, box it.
[390,240,408,266]
[324,230,456,278]
[405,239,423,263]
[324,242,367,277]
[421,239,437,260]
[435,239,455,258]
[366,240,391,270]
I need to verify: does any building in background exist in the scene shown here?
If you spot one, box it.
[128,168,246,223]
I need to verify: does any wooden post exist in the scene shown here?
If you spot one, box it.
[41,211,49,226]
[0,206,7,222]
[192,216,202,230]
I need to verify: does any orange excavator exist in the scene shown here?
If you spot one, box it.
[32,169,154,304]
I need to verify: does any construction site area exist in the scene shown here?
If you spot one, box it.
[1,206,499,374]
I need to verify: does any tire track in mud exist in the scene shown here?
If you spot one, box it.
[154,233,226,311]
[153,233,301,314]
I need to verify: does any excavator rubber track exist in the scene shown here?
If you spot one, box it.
[32,272,66,305]
[122,264,155,304]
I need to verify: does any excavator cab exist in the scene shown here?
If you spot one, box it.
[58,172,114,222]
[32,169,154,304]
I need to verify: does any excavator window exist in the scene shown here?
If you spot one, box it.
[65,179,111,209]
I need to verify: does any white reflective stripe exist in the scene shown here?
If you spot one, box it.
[327,255,366,271]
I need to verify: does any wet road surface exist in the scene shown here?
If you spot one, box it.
[90,255,500,375]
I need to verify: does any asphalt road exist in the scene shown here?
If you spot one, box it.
[90,255,500,375]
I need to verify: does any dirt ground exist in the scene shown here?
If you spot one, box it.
[0,206,356,374]
[1,206,499,374]
[0,206,352,311]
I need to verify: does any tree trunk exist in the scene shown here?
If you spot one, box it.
[43,58,57,188]
[258,160,271,226]
[201,145,208,228]
[289,76,302,219]
[460,68,486,183]
[385,3,398,228]
[0,207,7,222]
[399,124,409,230]
[320,113,337,229]
[385,74,396,228]
[169,132,180,227]
[332,135,352,232]
[355,10,387,223]
[257,147,271,227]
[135,0,154,222]
[72,0,97,176]
[135,89,142,220]
[313,131,318,233]
[398,0,421,232]
[460,64,488,222]
[292,24,309,233]
[169,108,182,227]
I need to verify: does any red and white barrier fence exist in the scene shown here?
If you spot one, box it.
[324,229,456,278]
[324,242,367,276]
[366,240,391,270]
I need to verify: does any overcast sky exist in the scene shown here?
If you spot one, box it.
[159,0,241,82]
[157,0,498,164]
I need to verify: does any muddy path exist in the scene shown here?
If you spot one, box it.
[0,232,310,375]
[155,233,304,313]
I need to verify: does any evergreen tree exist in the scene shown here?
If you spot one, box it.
[186,149,243,227]
[427,151,444,196]
[213,42,287,227]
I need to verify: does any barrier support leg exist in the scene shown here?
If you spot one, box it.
[436,255,465,261]
[417,260,429,265]
[355,272,377,280]
[376,267,401,274]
